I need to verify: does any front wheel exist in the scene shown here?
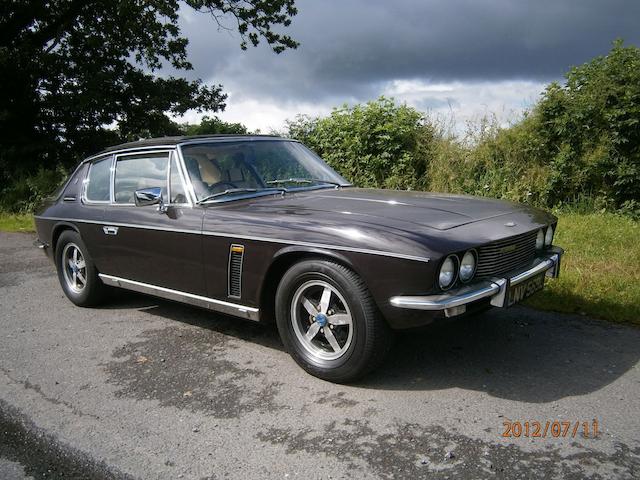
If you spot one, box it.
[275,259,393,383]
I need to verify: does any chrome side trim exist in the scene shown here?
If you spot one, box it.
[33,216,431,263]
[98,274,260,321]
[390,248,563,313]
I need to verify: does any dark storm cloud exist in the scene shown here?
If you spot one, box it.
[178,0,640,104]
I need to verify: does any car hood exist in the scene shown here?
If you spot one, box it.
[256,188,548,231]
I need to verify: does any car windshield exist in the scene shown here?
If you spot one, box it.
[180,140,350,202]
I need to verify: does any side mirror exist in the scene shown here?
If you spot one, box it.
[134,187,167,213]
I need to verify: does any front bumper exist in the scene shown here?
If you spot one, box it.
[389,247,563,318]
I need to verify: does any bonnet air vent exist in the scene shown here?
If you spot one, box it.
[228,244,244,298]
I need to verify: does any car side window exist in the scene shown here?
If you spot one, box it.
[85,157,111,202]
[169,155,187,204]
[114,153,169,204]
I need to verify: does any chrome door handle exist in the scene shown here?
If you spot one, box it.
[102,226,119,235]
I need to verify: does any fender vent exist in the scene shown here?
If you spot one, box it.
[228,244,244,298]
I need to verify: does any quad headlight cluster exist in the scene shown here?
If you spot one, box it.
[438,249,477,290]
[439,224,556,290]
[536,225,555,250]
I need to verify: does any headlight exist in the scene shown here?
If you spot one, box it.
[536,229,544,250]
[544,225,554,247]
[459,250,476,282]
[438,255,458,290]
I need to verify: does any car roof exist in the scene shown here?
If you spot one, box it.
[95,134,287,155]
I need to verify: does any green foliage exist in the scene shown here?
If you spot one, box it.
[427,114,552,207]
[287,97,435,190]
[0,165,68,213]
[536,40,640,214]
[0,0,298,209]
[180,116,249,135]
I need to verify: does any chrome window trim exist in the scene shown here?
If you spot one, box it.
[33,216,431,263]
[175,136,289,149]
[82,154,114,205]
[167,150,192,207]
[175,145,199,205]
[98,273,259,321]
[83,144,178,163]
[81,137,293,165]
[111,149,175,206]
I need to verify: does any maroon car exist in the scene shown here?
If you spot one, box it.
[34,135,563,382]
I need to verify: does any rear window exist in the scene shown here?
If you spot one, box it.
[85,157,111,202]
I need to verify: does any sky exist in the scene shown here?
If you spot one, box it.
[173,0,640,133]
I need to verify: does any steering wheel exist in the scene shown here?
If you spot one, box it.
[208,181,238,193]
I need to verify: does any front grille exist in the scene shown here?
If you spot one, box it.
[475,230,538,278]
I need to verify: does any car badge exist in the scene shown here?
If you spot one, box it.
[500,244,517,254]
[504,221,517,227]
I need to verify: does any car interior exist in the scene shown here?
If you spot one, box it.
[182,147,265,199]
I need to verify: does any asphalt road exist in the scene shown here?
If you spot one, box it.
[1,231,639,479]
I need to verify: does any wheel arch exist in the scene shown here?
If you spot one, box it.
[51,222,81,253]
[258,246,363,324]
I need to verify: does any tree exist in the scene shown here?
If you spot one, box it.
[0,0,298,188]
[533,39,640,213]
[180,116,249,135]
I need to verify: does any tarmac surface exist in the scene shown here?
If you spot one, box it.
[1,231,639,479]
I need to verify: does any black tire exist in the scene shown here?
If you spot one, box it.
[55,230,107,306]
[275,259,393,383]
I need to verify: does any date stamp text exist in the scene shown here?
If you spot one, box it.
[502,419,600,439]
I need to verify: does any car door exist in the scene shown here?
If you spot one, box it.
[100,149,206,296]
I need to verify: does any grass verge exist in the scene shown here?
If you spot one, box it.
[526,212,639,326]
[0,212,35,233]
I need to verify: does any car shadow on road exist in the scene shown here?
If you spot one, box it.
[364,306,640,402]
[102,290,640,403]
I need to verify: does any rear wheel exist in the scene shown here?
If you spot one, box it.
[275,259,393,382]
[55,230,107,306]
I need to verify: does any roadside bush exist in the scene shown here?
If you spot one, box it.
[534,40,640,214]
[427,115,551,207]
[0,165,67,213]
[287,97,437,190]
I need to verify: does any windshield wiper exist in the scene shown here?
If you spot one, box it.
[197,187,286,204]
[266,178,346,188]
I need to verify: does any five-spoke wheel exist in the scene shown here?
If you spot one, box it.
[62,243,87,293]
[276,259,393,382]
[55,230,106,306]
[292,280,353,361]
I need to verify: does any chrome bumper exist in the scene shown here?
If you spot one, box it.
[389,247,563,317]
